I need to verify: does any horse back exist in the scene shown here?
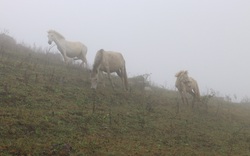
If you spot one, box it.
[101,51,125,72]
[65,41,86,50]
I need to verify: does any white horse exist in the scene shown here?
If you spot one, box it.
[175,70,200,107]
[90,49,128,91]
[47,30,88,67]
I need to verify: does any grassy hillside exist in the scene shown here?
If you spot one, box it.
[0,33,250,156]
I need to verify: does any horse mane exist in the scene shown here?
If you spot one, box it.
[93,49,104,72]
[175,71,182,77]
[175,70,188,77]
[47,30,65,39]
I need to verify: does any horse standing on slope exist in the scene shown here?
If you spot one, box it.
[175,70,200,107]
[47,30,88,67]
[90,49,128,91]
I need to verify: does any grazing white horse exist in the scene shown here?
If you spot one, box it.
[47,30,88,67]
[90,49,128,91]
[175,70,200,107]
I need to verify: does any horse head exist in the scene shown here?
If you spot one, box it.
[47,32,54,45]
[47,30,65,45]
[176,70,189,83]
[90,69,99,89]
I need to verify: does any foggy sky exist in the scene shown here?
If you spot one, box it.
[1,0,250,101]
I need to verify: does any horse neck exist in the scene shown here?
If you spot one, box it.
[93,51,103,72]
[92,60,101,72]
[180,75,190,83]
[177,76,185,84]
[53,37,65,48]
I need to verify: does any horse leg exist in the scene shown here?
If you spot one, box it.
[99,71,106,87]
[181,96,184,104]
[60,50,69,64]
[180,91,188,106]
[116,69,126,90]
[107,70,115,90]
[184,96,189,106]
[62,56,70,67]
[80,56,88,68]
[191,97,195,108]
[182,91,189,106]
[189,91,197,109]
[188,92,195,108]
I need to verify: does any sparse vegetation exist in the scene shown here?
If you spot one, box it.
[1,33,250,155]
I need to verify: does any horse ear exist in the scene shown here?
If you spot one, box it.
[175,71,182,77]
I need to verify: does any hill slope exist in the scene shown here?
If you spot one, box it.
[0,33,250,155]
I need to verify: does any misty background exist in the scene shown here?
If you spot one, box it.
[1,0,250,102]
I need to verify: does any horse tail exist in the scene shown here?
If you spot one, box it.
[93,49,104,72]
[81,44,87,58]
[195,81,201,100]
[80,44,88,67]
[123,64,129,91]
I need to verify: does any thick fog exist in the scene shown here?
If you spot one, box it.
[1,0,250,101]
